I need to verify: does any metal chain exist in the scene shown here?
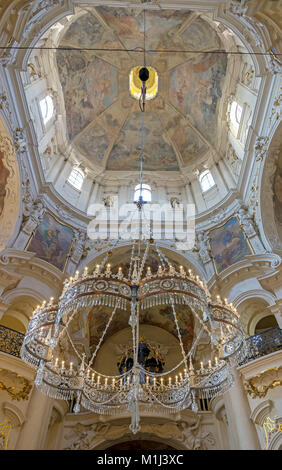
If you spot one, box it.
[88,298,121,368]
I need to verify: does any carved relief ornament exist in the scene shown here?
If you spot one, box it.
[0,368,32,401]
[244,366,282,399]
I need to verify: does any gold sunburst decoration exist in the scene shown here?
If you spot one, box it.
[130,66,158,101]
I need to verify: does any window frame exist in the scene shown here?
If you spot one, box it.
[39,95,54,125]
[199,170,216,193]
[133,183,152,203]
[67,167,85,191]
[229,100,244,138]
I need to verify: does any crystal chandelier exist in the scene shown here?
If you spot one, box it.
[21,239,246,434]
[21,11,246,433]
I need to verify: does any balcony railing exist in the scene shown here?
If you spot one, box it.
[0,325,24,358]
[239,327,282,366]
[0,325,281,368]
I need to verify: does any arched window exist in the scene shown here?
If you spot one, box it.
[39,95,54,124]
[230,101,243,134]
[134,184,152,203]
[199,170,215,192]
[67,167,84,191]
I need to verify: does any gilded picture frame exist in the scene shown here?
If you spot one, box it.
[207,215,254,275]
[25,210,74,272]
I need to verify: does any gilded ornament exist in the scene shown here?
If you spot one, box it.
[0,368,32,401]
[244,366,282,398]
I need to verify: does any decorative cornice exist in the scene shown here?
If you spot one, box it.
[208,252,282,292]
[244,366,282,399]
[0,249,65,293]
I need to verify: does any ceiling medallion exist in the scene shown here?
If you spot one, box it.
[130,66,158,102]
[20,240,247,435]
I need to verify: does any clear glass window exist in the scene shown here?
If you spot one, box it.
[39,95,54,124]
[67,168,84,191]
[134,184,152,202]
[199,170,215,192]
[230,101,243,133]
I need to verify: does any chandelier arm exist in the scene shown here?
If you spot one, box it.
[88,299,121,369]
[65,328,132,379]
[54,306,79,347]
[181,295,213,339]
[187,326,205,360]
[136,240,149,283]
[154,242,169,270]
[169,295,189,371]
[128,241,136,279]
[153,241,188,370]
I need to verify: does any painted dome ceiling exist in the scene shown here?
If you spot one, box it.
[56,7,228,172]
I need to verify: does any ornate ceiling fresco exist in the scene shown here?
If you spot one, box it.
[55,7,228,173]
